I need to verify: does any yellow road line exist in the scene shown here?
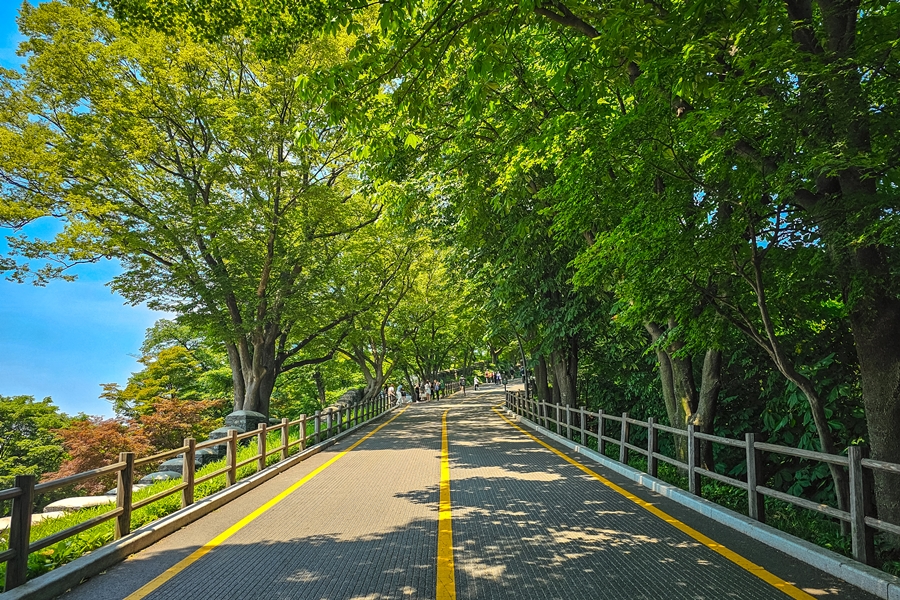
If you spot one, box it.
[437,408,456,600]
[492,408,815,600]
[125,407,410,600]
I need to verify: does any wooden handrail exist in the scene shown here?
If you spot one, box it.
[34,462,125,493]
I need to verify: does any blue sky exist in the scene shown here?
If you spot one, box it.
[1,1,168,417]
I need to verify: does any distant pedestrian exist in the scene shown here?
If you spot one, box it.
[473,376,480,391]
[424,381,432,402]
[414,384,420,403]
[397,384,404,403]
[388,384,396,405]
[432,380,439,401]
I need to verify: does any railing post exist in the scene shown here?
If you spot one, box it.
[299,415,307,451]
[579,406,586,444]
[5,474,35,591]
[182,439,195,509]
[565,405,572,439]
[745,433,765,522]
[849,445,876,565]
[326,410,333,439]
[688,424,700,495]
[257,423,267,471]
[115,452,135,538]
[647,418,658,477]
[555,403,561,434]
[281,418,289,461]
[619,412,629,463]
[314,410,322,444]
[598,410,605,456]
[226,428,237,487]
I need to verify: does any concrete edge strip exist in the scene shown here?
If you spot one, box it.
[512,413,900,600]
[1,407,400,600]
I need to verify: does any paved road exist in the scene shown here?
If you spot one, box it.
[60,386,876,599]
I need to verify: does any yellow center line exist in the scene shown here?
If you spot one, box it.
[492,408,815,600]
[125,406,410,600]
[437,408,456,600]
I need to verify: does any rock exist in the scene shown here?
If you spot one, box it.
[1,512,65,529]
[104,484,149,497]
[138,471,181,485]
[224,410,268,433]
[43,496,116,514]
[207,425,246,458]
[337,387,365,405]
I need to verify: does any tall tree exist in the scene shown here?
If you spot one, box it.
[1,1,381,416]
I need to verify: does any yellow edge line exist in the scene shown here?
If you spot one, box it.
[492,407,815,600]
[437,408,456,600]
[125,406,410,600]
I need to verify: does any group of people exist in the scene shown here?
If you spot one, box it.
[484,371,503,384]
[387,379,446,405]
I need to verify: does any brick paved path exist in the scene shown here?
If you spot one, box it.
[61,386,876,600]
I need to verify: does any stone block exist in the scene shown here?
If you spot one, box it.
[224,410,268,433]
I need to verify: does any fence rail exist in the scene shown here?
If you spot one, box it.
[0,393,393,592]
[504,391,897,568]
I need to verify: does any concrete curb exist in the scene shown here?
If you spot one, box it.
[512,412,900,600]
[2,408,398,600]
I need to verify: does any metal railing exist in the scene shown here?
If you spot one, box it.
[0,394,391,592]
[504,391,900,568]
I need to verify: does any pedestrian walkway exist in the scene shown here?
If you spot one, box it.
[60,385,876,599]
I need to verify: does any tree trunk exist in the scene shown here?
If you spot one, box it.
[692,349,722,470]
[848,271,900,532]
[534,355,551,404]
[313,370,326,405]
[550,339,578,406]
[645,322,689,462]
[225,330,278,416]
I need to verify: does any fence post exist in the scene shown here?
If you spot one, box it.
[647,418,658,477]
[555,403,561,435]
[598,410,606,456]
[257,423,267,471]
[849,445,876,566]
[565,405,572,439]
[299,415,307,451]
[619,412,629,463]
[5,474,35,591]
[745,433,765,522]
[688,424,700,496]
[579,406,586,444]
[113,452,135,539]
[326,410,333,439]
[314,411,322,444]
[182,439,195,509]
[280,418,289,461]
[226,428,237,486]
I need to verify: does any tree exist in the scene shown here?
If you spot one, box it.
[1,0,382,416]
[0,395,69,488]
[48,416,151,495]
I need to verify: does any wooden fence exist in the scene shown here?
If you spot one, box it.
[504,391,900,568]
[0,394,391,592]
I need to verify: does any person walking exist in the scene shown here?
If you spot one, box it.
[424,381,431,402]
[397,383,404,404]
[388,384,396,405]
[473,375,480,391]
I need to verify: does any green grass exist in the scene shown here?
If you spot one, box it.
[0,414,363,583]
